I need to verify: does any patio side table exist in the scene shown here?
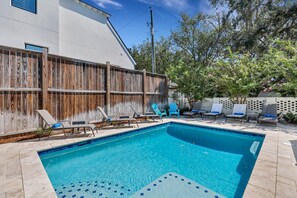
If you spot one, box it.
[72,120,86,133]
[246,113,259,123]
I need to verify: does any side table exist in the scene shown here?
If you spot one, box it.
[246,113,259,122]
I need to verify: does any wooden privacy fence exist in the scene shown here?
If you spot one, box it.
[0,46,168,135]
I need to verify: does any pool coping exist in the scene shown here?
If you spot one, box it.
[15,119,292,197]
[38,121,264,155]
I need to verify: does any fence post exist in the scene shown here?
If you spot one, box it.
[143,69,147,114]
[41,48,48,110]
[106,61,111,115]
[165,75,169,104]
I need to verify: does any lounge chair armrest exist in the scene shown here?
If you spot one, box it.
[108,114,118,119]
[119,115,130,119]
[58,120,71,125]
[145,112,155,115]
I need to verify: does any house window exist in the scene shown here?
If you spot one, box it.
[25,44,45,52]
[11,0,37,14]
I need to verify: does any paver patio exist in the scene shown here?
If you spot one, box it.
[0,118,297,198]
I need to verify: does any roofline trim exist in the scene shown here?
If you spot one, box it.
[75,0,111,18]
[107,19,137,66]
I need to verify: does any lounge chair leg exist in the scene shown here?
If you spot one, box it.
[84,128,86,134]
[91,128,95,136]
[136,121,139,128]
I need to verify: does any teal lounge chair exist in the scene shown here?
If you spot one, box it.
[152,103,167,120]
[169,103,180,118]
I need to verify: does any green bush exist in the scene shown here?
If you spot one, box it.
[283,112,297,124]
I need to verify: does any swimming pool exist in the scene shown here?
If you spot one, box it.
[39,122,264,198]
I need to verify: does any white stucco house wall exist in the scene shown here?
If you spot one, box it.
[0,0,136,69]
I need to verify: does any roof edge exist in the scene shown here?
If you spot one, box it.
[107,19,137,66]
[75,0,111,18]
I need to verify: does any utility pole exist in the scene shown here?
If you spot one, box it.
[150,6,156,73]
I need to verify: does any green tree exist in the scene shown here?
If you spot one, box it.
[167,13,228,106]
[210,39,297,103]
[171,13,228,67]
[263,39,297,96]
[167,61,211,105]
[130,37,173,74]
[210,48,272,103]
[210,0,297,53]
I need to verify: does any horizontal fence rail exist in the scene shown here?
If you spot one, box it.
[0,45,168,135]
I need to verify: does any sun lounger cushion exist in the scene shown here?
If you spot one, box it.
[263,114,276,118]
[52,123,62,129]
[211,111,220,114]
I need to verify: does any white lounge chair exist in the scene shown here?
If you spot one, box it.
[202,104,224,120]
[36,110,96,139]
[225,104,247,122]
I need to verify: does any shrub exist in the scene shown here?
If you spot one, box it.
[283,112,297,124]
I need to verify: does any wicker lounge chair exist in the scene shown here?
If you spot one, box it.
[91,106,139,128]
[183,102,203,117]
[36,110,96,140]
[225,104,247,122]
[129,105,159,121]
[202,104,224,120]
[258,104,278,126]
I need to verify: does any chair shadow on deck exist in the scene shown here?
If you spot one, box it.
[289,139,297,166]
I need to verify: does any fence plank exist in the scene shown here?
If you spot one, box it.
[143,69,147,114]
[106,61,111,115]
[41,48,48,110]
[0,46,168,134]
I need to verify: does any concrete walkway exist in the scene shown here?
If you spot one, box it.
[0,118,296,198]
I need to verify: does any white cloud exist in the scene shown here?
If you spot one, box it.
[91,0,122,9]
[138,0,189,11]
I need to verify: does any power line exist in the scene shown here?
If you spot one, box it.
[118,9,148,31]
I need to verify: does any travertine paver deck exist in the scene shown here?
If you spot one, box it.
[0,118,297,198]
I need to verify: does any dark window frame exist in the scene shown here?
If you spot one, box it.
[11,0,37,14]
[25,43,47,52]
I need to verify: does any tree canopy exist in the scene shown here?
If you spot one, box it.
[130,0,297,103]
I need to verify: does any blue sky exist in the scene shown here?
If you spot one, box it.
[82,0,212,48]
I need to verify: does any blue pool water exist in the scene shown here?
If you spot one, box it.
[39,122,264,198]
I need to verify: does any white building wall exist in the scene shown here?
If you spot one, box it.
[0,0,135,69]
[59,0,135,69]
[0,0,60,54]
